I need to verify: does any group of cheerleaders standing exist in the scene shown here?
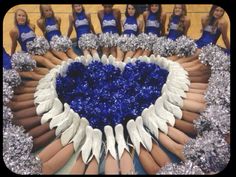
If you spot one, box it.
[3,4,230,175]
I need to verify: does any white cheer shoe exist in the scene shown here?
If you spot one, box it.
[115,124,130,159]
[126,119,147,155]
[104,125,117,160]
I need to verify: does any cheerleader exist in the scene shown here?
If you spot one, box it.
[174,6,230,74]
[97,4,121,57]
[9,9,62,69]
[167,4,190,41]
[67,4,99,59]
[37,4,78,60]
[116,4,143,61]
[195,5,230,49]
[134,4,166,57]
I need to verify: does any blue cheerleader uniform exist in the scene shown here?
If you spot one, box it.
[145,11,161,36]
[123,16,139,36]
[44,17,61,41]
[74,11,91,39]
[101,11,119,34]
[167,15,183,41]
[16,24,36,52]
[195,23,221,49]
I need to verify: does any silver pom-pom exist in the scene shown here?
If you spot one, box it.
[3,68,22,88]
[3,106,13,128]
[175,35,197,57]
[205,71,230,107]
[98,32,119,48]
[199,44,230,72]
[157,160,204,175]
[3,124,42,174]
[137,33,158,51]
[11,51,36,71]
[183,131,230,173]
[194,104,230,136]
[3,82,14,105]
[50,35,72,52]
[152,36,176,57]
[117,34,139,52]
[26,36,50,55]
[78,33,99,50]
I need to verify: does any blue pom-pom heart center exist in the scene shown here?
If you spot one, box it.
[56,60,168,130]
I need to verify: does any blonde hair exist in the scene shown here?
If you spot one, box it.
[39,4,58,31]
[14,9,30,26]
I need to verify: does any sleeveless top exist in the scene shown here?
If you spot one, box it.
[3,47,12,70]
[167,15,184,40]
[45,17,61,41]
[195,19,221,48]
[17,24,36,52]
[74,11,91,39]
[101,11,119,34]
[145,11,161,36]
[123,16,138,36]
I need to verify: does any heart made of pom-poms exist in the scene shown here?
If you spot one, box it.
[56,60,168,130]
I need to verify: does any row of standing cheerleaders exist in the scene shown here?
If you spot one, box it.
[3,4,230,175]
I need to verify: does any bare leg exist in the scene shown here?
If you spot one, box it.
[105,152,119,174]
[42,143,74,174]
[38,139,63,163]
[8,100,34,111]
[12,93,34,102]
[167,55,179,61]
[51,50,68,61]
[12,116,41,131]
[21,80,39,87]
[116,47,124,61]
[33,67,49,75]
[188,69,210,77]
[66,48,78,59]
[142,49,151,57]
[175,56,198,64]
[110,47,117,58]
[189,75,210,83]
[133,48,143,58]
[27,123,50,138]
[32,55,55,69]
[189,83,208,90]
[18,71,44,81]
[124,51,135,60]
[150,141,171,167]
[83,49,91,58]
[174,119,197,137]
[139,145,161,174]
[182,99,206,113]
[188,88,206,94]
[180,58,200,67]
[91,49,99,58]
[119,150,135,174]
[43,51,62,65]
[182,110,200,123]
[13,107,37,119]
[158,132,185,161]
[14,86,36,94]
[102,47,110,57]
[186,93,205,103]
[70,152,86,174]
[167,126,190,145]
[85,157,99,174]
[32,129,56,152]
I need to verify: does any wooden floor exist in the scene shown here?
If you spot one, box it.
[3,4,230,54]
